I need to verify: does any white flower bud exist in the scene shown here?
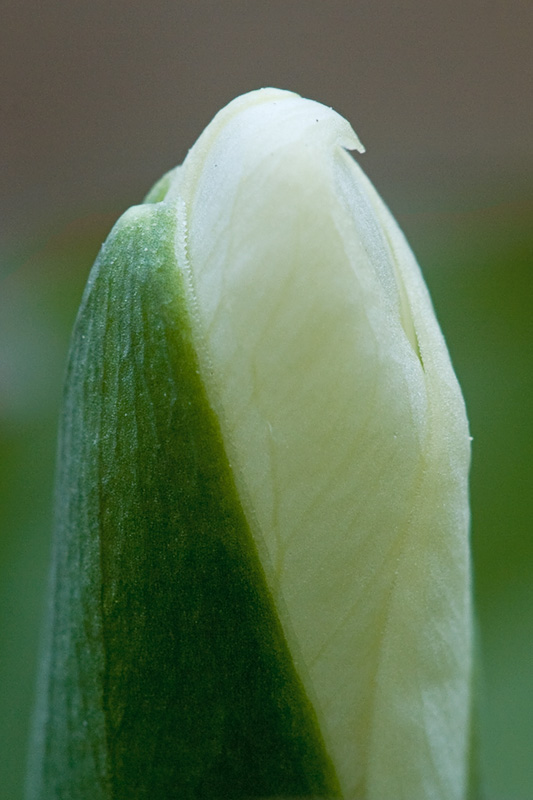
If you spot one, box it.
[28,88,472,800]
[172,88,473,800]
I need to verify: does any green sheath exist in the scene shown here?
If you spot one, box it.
[27,201,340,800]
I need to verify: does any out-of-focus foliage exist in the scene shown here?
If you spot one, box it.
[1,202,531,800]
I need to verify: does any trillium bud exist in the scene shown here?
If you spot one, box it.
[27,89,473,800]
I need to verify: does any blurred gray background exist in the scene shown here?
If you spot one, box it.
[1,2,532,798]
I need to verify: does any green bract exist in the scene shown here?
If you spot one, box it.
[27,89,473,800]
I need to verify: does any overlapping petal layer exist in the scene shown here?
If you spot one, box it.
[174,89,472,800]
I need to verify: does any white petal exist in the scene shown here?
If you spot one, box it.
[174,89,472,800]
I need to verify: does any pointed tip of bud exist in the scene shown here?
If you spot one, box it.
[180,88,365,202]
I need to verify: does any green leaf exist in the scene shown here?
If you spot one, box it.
[26,201,340,799]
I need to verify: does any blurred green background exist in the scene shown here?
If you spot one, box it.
[1,3,531,799]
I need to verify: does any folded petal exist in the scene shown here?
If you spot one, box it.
[172,88,472,800]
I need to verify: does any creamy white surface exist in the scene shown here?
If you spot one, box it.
[168,89,472,800]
